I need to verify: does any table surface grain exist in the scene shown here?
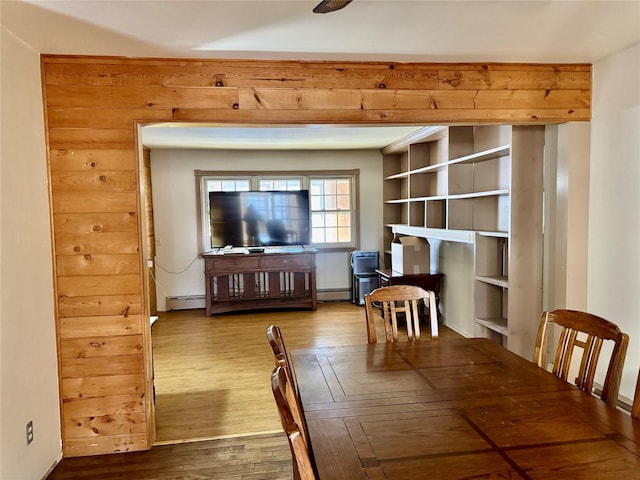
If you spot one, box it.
[292,338,640,480]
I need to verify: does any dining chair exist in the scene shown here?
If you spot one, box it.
[533,309,629,407]
[271,365,317,480]
[631,369,640,420]
[267,325,292,369]
[266,325,299,390]
[364,284,438,343]
[266,325,309,440]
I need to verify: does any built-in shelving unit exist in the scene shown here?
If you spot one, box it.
[381,125,544,357]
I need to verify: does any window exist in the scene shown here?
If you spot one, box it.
[195,170,358,252]
[310,177,353,244]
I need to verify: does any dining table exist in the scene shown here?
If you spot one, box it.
[291,338,640,479]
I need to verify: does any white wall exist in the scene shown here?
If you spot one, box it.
[0,27,62,479]
[149,148,383,311]
[588,42,640,402]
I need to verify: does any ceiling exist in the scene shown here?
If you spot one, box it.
[3,0,639,150]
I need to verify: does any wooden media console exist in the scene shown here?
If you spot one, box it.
[203,249,317,315]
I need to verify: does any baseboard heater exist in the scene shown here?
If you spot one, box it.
[165,289,350,311]
[317,288,350,302]
[165,295,206,311]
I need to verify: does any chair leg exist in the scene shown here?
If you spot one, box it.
[428,291,439,338]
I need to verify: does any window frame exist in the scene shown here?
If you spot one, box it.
[195,169,360,253]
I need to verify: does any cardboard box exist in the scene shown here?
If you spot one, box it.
[391,236,430,274]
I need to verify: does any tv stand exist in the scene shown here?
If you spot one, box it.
[203,249,317,315]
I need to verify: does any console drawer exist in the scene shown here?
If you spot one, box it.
[261,254,312,269]
[207,255,261,272]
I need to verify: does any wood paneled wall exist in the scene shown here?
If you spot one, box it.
[41,56,591,457]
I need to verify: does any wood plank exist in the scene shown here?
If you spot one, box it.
[59,314,143,338]
[47,108,172,129]
[60,335,144,359]
[45,85,239,109]
[61,355,144,378]
[61,373,145,399]
[44,62,440,89]
[63,393,145,417]
[360,89,477,109]
[365,107,590,123]
[58,274,141,297]
[172,107,368,123]
[54,212,138,234]
[239,88,363,110]
[63,413,148,439]
[63,433,148,457]
[50,149,136,172]
[55,232,140,255]
[52,191,137,213]
[474,89,590,109]
[56,253,140,276]
[48,128,134,150]
[58,295,142,318]
[51,171,137,192]
[439,69,591,89]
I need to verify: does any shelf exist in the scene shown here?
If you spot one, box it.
[476,317,508,336]
[385,195,448,203]
[447,189,509,200]
[476,275,508,288]
[392,224,475,244]
[408,163,448,176]
[477,231,509,238]
[384,171,410,180]
[410,195,448,202]
[448,145,511,167]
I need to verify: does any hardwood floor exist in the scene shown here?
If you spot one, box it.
[47,301,460,479]
[47,432,293,480]
[152,301,371,443]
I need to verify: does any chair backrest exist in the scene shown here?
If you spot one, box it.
[533,309,629,407]
[632,369,640,420]
[271,365,317,480]
[266,325,306,439]
[266,324,290,369]
[364,285,438,343]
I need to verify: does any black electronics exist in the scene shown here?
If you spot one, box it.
[350,250,379,305]
[209,190,310,248]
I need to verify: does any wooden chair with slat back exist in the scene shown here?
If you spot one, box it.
[364,285,438,343]
[266,325,299,393]
[267,325,291,368]
[533,309,629,407]
[632,369,640,420]
[266,325,309,443]
[271,365,317,480]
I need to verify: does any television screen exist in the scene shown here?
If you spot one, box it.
[209,190,311,248]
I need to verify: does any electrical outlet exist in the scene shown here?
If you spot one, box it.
[26,421,34,445]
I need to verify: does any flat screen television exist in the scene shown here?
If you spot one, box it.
[209,190,311,248]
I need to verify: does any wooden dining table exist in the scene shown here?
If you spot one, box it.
[291,338,640,479]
